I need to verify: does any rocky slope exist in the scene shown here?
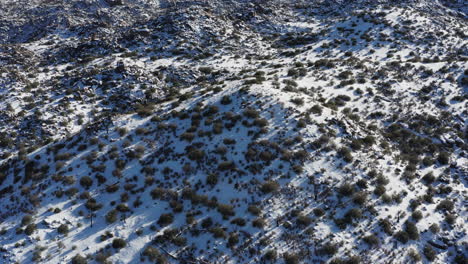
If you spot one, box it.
[0,0,467,263]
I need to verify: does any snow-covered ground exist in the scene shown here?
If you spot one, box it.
[0,1,466,264]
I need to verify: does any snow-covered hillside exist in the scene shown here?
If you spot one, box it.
[0,1,466,263]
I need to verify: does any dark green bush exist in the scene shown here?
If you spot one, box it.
[263,250,277,261]
[436,199,454,211]
[338,183,355,196]
[112,238,126,249]
[363,234,379,246]
[283,253,300,264]
[71,254,87,264]
[57,224,69,234]
[79,176,93,189]
[157,213,174,226]
[21,215,33,226]
[394,231,409,243]
[405,221,419,240]
[143,246,167,263]
[24,223,37,235]
[261,180,280,193]
[423,244,436,261]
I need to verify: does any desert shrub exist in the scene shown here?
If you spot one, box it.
[283,252,300,264]
[79,176,93,189]
[263,250,277,261]
[243,108,260,118]
[201,217,213,229]
[338,147,353,162]
[422,172,436,184]
[85,199,103,211]
[412,210,423,222]
[63,176,76,185]
[344,208,362,221]
[423,244,436,261]
[112,238,126,249]
[209,227,226,238]
[429,223,440,233]
[187,148,205,161]
[352,191,367,205]
[422,156,434,166]
[345,256,361,264]
[375,174,389,185]
[71,254,87,264]
[116,203,129,212]
[436,199,454,211]
[309,105,323,115]
[338,183,355,196]
[437,152,450,165]
[217,204,235,218]
[199,66,212,74]
[231,217,246,226]
[445,214,456,225]
[260,180,280,193]
[356,179,367,189]
[374,185,386,196]
[379,219,393,235]
[254,118,269,127]
[57,224,69,234]
[217,161,235,171]
[150,188,166,200]
[106,184,119,193]
[380,193,392,203]
[313,208,325,217]
[143,246,167,263]
[407,248,422,262]
[212,122,223,134]
[115,159,126,170]
[117,127,127,137]
[221,95,232,105]
[100,231,113,241]
[21,215,33,226]
[228,233,239,247]
[180,132,195,142]
[206,173,218,186]
[106,210,118,223]
[454,254,467,264]
[24,223,37,235]
[296,215,313,226]
[252,218,266,228]
[405,221,419,240]
[223,138,236,145]
[394,231,409,243]
[318,243,338,256]
[157,213,174,226]
[290,97,304,106]
[363,234,379,246]
[248,205,261,216]
[135,103,154,117]
[292,164,304,174]
[65,187,79,197]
